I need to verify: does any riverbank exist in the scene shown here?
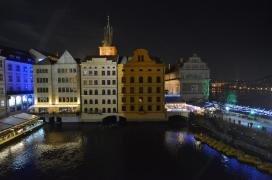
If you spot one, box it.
[194,133,272,174]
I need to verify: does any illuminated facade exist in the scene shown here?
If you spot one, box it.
[180,54,210,101]
[80,57,118,121]
[99,16,117,56]
[0,56,5,116]
[118,49,166,121]
[0,47,34,116]
[165,63,181,95]
[32,51,80,113]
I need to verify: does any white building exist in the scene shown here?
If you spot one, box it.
[180,54,210,101]
[80,57,118,121]
[32,50,80,113]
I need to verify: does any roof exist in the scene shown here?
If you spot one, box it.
[0,45,34,64]
[0,113,39,132]
[83,55,119,62]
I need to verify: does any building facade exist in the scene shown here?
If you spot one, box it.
[118,49,165,121]
[32,51,80,114]
[180,54,210,101]
[165,63,181,95]
[80,57,118,121]
[0,47,34,116]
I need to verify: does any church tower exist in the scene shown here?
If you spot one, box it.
[99,16,117,56]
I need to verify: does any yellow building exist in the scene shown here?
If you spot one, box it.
[118,49,166,121]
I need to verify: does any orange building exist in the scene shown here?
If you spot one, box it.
[118,49,166,121]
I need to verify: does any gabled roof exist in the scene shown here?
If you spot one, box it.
[57,50,77,64]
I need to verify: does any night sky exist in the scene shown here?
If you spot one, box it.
[0,0,271,80]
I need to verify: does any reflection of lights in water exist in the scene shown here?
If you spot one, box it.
[178,133,185,144]
[10,142,24,153]
[195,141,202,151]
[25,128,45,144]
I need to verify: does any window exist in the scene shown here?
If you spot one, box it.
[102,89,106,95]
[139,76,143,83]
[122,77,126,83]
[148,76,152,83]
[84,108,88,113]
[112,80,116,85]
[107,89,111,95]
[156,76,161,83]
[89,108,93,113]
[95,90,98,95]
[130,87,134,94]
[107,71,110,75]
[156,105,161,111]
[130,106,134,111]
[122,97,126,103]
[94,71,98,75]
[130,97,134,103]
[107,99,111,104]
[102,99,106,104]
[102,71,105,76]
[102,108,106,113]
[84,99,87,104]
[130,69,134,72]
[130,77,134,83]
[89,99,93,104]
[95,99,98,104]
[84,90,88,95]
[113,108,117,113]
[16,65,20,71]
[94,80,98,85]
[148,105,152,111]
[156,97,161,102]
[0,60,2,68]
[148,69,152,72]
[89,90,93,95]
[139,87,143,93]
[113,99,116,104]
[157,69,161,71]
[139,105,144,111]
[148,97,152,102]
[112,89,116,95]
[112,71,116,75]
[107,108,111,113]
[102,80,105,85]
[138,55,144,62]
[156,87,161,93]
[8,64,12,71]
[122,106,126,111]
[148,87,152,93]
[122,87,126,94]
[0,74,3,81]
[107,80,111,85]
[95,108,98,113]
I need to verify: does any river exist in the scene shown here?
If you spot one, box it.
[0,123,271,180]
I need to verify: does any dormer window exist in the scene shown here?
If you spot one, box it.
[138,55,144,62]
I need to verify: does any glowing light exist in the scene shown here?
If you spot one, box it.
[22,95,27,103]
[225,106,230,111]
[16,96,22,105]
[9,96,15,106]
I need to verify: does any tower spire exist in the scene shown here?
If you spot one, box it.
[99,16,117,56]
[103,16,113,47]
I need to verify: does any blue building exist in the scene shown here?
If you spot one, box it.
[0,46,34,115]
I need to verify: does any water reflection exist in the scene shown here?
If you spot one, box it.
[165,130,272,180]
[0,125,271,180]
